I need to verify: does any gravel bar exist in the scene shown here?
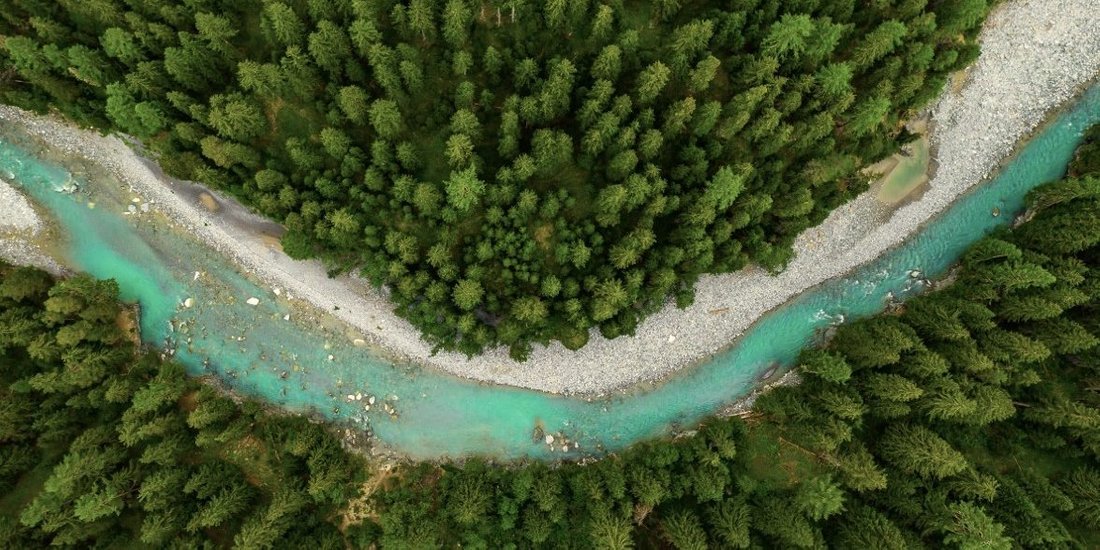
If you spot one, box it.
[0,176,42,234]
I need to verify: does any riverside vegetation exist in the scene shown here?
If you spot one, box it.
[2,127,1100,547]
[0,270,367,546]
[0,0,993,358]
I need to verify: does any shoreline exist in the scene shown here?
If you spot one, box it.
[0,174,67,275]
[0,0,1097,396]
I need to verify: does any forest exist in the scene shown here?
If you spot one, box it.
[0,267,370,546]
[3,126,1099,548]
[348,126,1100,547]
[0,0,993,358]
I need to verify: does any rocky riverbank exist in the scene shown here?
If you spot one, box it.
[0,0,1097,395]
[0,177,40,234]
[0,174,66,274]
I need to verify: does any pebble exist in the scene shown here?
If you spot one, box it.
[183,297,194,308]
[246,297,260,305]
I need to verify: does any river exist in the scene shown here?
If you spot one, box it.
[1,83,1098,460]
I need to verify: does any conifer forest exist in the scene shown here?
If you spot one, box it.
[3,0,1100,548]
[0,0,989,357]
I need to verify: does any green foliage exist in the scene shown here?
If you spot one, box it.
[366,161,1100,547]
[0,265,364,547]
[5,155,1100,547]
[0,0,992,357]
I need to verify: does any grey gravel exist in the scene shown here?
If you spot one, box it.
[0,0,1096,396]
[0,177,64,272]
[0,177,41,234]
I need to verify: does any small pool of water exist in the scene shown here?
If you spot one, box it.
[878,136,930,203]
[2,83,1098,460]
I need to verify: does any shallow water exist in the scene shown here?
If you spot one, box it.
[878,136,930,203]
[2,83,1098,460]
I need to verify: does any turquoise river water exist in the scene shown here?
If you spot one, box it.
[2,83,1099,460]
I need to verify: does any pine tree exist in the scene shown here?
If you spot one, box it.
[442,0,471,46]
[588,508,634,550]
[864,373,924,402]
[408,0,437,41]
[444,166,485,211]
[833,505,911,549]
[705,496,750,548]
[636,61,670,105]
[877,424,968,480]
[661,510,708,550]
[943,502,1012,550]
[368,99,402,139]
[262,2,306,47]
[762,14,814,60]
[795,475,845,520]
[798,349,852,383]
[849,20,907,70]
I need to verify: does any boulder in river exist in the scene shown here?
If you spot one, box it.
[246,297,260,306]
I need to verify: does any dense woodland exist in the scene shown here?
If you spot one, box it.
[0,0,993,357]
[0,268,369,546]
[354,128,1100,547]
[3,128,1100,548]
[358,128,1100,547]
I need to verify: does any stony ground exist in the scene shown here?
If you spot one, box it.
[0,176,41,234]
[0,174,66,273]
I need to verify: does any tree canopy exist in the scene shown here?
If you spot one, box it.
[3,122,1100,549]
[0,0,990,358]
